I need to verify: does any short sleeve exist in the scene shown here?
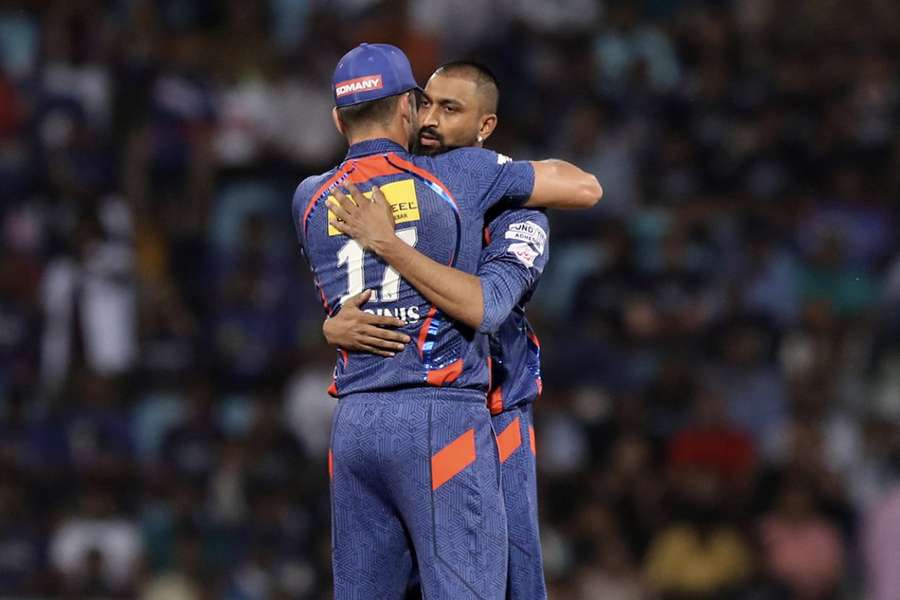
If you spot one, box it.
[476,208,549,332]
[439,148,535,214]
[483,152,535,212]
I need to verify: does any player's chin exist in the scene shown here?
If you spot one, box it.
[414,139,444,156]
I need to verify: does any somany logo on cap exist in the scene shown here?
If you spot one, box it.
[335,75,384,98]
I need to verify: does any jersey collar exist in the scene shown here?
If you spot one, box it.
[345,138,407,159]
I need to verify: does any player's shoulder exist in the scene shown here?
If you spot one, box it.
[293,169,337,205]
[431,147,514,172]
[396,149,503,201]
[416,148,516,204]
[292,168,340,217]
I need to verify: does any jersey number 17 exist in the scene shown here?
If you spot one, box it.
[336,227,417,305]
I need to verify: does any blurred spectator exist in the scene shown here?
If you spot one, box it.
[510,0,600,34]
[39,201,137,395]
[244,385,306,489]
[0,252,42,398]
[734,218,801,327]
[644,468,753,598]
[41,2,113,133]
[574,536,645,600]
[0,4,39,80]
[49,484,142,595]
[704,319,786,449]
[159,375,223,482]
[553,102,643,217]
[592,2,681,94]
[796,165,894,271]
[409,0,500,57]
[592,431,665,558]
[23,371,135,509]
[140,527,204,600]
[798,232,876,319]
[759,480,845,599]
[865,444,900,600]
[535,390,590,477]
[136,276,198,383]
[210,213,298,389]
[668,389,756,489]
[643,355,695,439]
[0,473,42,593]
[285,347,342,457]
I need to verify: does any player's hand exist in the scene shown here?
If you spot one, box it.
[327,183,397,254]
[322,289,411,357]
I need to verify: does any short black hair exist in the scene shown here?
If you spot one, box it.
[433,60,499,114]
[336,93,404,134]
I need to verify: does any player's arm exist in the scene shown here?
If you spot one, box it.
[524,159,602,209]
[328,185,536,332]
[476,209,549,331]
[458,148,601,212]
[322,290,411,357]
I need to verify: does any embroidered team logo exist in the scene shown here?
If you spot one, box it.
[335,75,383,98]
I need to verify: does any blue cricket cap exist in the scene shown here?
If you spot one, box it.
[332,43,422,108]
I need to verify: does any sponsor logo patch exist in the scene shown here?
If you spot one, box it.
[496,153,512,165]
[504,221,547,254]
[328,178,420,236]
[335,75,383,98]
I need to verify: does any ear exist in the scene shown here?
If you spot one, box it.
[399,92,414,123]
[332,107,345,136]
[478,113,498,144]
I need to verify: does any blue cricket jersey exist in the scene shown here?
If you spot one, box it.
[478,207,549,414]
[292,138,534,397]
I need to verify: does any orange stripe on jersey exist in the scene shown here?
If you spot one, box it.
[497,416,522,463]
[529,424,536,455]
[417,305,438,358]
[431,428,476,490]
[386,152,459,212]
[304,162,353,233]
[302,155,404,235]
[426,359,463,386]
[328,449,334,480]
[346,154,403,183]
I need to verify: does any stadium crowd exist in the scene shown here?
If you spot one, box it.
[1,0,900,598]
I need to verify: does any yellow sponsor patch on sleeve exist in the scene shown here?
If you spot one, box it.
[328,178,420,236]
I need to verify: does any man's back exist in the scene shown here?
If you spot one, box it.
[293,138,534,397]
[296,137,534,600]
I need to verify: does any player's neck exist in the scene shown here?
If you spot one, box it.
[346,126,409,151]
